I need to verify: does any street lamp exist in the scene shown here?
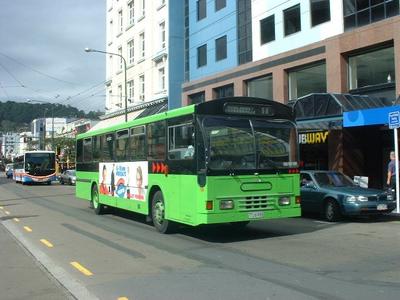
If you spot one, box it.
[84,47,128,122]
[27,99,54,150]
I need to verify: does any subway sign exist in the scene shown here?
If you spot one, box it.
[299,131,329,144]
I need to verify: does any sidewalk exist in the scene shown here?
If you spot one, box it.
[0,223,70,300]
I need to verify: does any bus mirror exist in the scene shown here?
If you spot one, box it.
[197,168,206,187]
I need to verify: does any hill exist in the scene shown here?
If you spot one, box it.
[0,101,102,132]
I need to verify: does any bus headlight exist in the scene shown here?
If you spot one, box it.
[220,200,234,210]
[278,196,290,206]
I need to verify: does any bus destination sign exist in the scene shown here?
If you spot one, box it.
[224,103,274,116]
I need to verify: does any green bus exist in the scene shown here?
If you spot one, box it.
[76,97,301,233]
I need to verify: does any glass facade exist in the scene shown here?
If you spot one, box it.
[289,63,327,100]
[237,0,252,64]
[247,75,273,100]
[343,0,399,31]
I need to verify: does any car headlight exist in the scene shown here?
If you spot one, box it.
[346,195,368,203]
[278,196,290,206]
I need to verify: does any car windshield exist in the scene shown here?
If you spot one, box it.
[314,172,355,187]
[201,116,298,170]
[69,170,76,176]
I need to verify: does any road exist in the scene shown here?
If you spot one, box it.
[0,175,400,300]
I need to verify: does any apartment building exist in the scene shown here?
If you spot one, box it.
[105,0,184,113]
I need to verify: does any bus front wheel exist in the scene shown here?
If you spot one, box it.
[151,191,175,234]
[92,185,104,215]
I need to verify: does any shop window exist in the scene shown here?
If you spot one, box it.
[214,84,234,98]
[260,15,275,44]
[310,0,331,27]
[188,92,205,104]
[247,75,273,100]
[284,4,301,36]
[289,63,327,100]
[348,46,395,90]
[343,0,399,31]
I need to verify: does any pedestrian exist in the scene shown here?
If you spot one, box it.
[387,151,396,191]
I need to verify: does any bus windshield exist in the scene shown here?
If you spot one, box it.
[25,153,55,175]
[201,116,297,171]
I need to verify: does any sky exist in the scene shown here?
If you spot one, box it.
[0,0,106,112]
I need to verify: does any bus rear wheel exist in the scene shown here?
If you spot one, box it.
[92,185,104,215]
[152,191,175,234]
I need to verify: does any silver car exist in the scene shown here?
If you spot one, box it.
[59,170,76,185]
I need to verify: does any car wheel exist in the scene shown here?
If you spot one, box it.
[92,184,104,215]
[325,199,341,222]
[151,191,175,234]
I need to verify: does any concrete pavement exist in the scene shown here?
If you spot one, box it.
[0,222,70,299]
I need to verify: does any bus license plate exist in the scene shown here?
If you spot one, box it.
[248,211,264,219]
[377,204,387,211]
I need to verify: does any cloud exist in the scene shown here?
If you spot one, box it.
[0,0,106,112]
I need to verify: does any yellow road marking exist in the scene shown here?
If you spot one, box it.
[118,297,129,300]
[70,262,93,276]
[5,211,10,215]
[40,239,54,248]
[13,218,20,222]
[23,226,32,232]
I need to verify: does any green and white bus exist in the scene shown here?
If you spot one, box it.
[76,97,301,233]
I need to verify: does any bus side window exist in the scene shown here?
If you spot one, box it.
[76,139,83,162]
[92,135,101,161]
[129,126,146,161]
[83,138,92,162]
[101,133,115,161]
[147,121,166,160]
[116,129,129,161]
[168,123,194,160]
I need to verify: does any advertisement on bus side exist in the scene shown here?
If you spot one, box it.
[99,162,148,201]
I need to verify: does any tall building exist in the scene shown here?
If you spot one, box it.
[105,0,184,113]
[0,132,20,159]
[182,0,400,188]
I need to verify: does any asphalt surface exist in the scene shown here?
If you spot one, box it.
[0,174,400,300]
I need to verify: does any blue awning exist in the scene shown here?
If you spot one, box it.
[343,105,400,127]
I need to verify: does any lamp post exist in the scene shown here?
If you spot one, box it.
[27,99,54,150]
[84,47,128,122]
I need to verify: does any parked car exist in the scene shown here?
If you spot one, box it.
[59,169,76,185]
[300,170,396,221]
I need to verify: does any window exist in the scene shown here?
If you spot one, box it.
[260,15,275,44]
[116,129,129,161]
[289,63,327,100]
[215,35,227,61]
[128,39,134,64]
[168,123,195,160]
[214,84,234,98]
[93,136,101,161]
[139,74,145,101]
[128,80,134,103]
[101,133,115,161]
[343,0,399,31]
[247,75,273,99]
[188,91,205,104]
[159,22,166,49]
[76,140,83,162]
[197,44,207,67]
[118,46,123,70]
[140,32,145,58]
[147,121,166,160]
[129,126,146,160]
[158,67,165,91]
[215,0,226,11]
[197,0,206,20]
[118,10,123,33]
[118,85,123,107]
[237,0,252,64]
[83,138,92,162]
[348,46,395,90]
[310,0,330,26]
[284,4,301,36]
[128,0,135,25]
